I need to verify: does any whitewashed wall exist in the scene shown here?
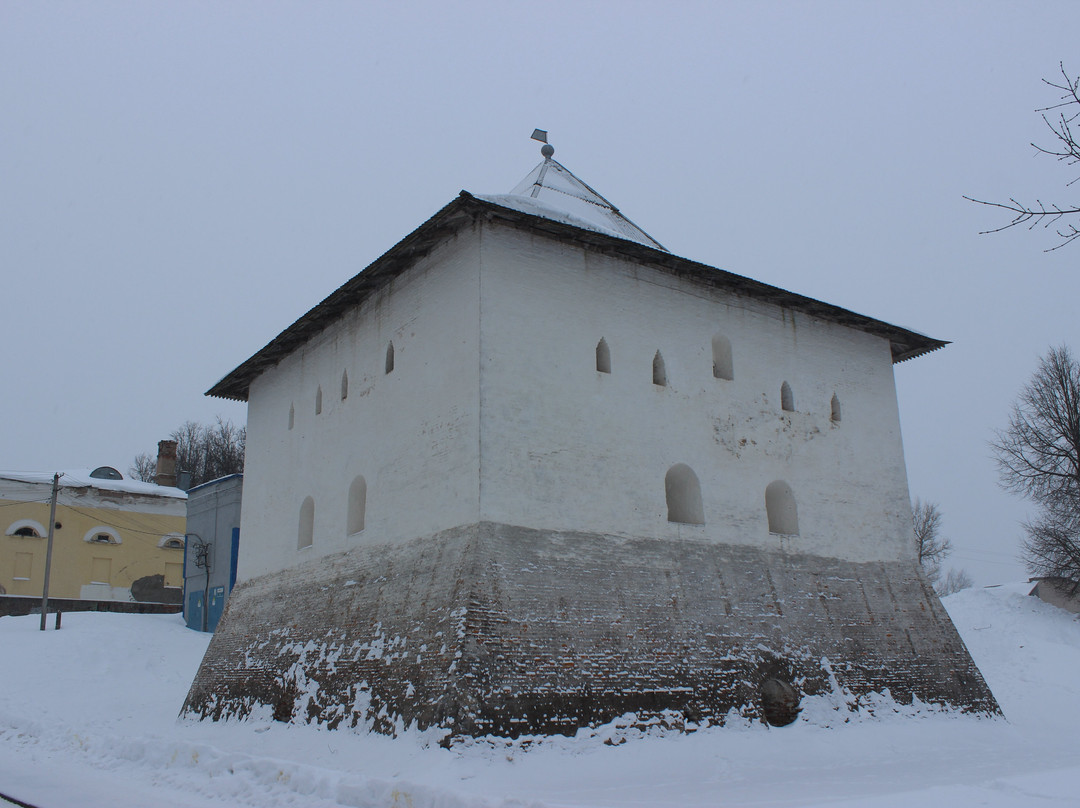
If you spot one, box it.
[237,228,482,581]
[476,225,915,562]
[239,217,918,581]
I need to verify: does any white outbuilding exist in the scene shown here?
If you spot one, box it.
[185,148,996,737]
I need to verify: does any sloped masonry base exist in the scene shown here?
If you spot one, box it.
[182,523,998,739]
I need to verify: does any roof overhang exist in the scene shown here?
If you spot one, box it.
[207,192,947,402]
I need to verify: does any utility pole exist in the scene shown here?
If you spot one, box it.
[39,472,62,631]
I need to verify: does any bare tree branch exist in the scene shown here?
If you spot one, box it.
[968,63,1080,251]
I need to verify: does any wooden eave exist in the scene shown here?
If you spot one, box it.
[207,192,946,402]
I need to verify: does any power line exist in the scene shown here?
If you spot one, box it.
[59,503,184,541]
[951,547,1022,560]
[0,498,53,508]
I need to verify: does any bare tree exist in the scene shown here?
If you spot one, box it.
[912,498,972,595]
[937,568,974,597]
[1020,508,1080,585]
[203,417,246,482]
[131,452,156,482]
[992,346,1080,510]
[130,417,246,488]
[913,498,952,586]
[966,63,1080,251]
[992,346,1080,584]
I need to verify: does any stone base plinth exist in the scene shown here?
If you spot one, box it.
[182,522,998,738]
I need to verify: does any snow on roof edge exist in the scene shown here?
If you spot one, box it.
[0,469,187,499]
[207,191,947,401]
[476,193,639,244]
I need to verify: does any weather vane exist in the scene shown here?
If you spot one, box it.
[531,129,554,158]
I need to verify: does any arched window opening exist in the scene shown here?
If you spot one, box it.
[712,334,734,380]
[831,393,841,423]
[766,480,799,535]
[7,519,46,538]
[341,370,349,401]
[347,475,367,535]
[288,403,295,430]
[158,533,185,549]
[315,386,323,415]
[596,338,611,374]
[653,351,667,387]
[781,381,794,412]
[665,463,704,525]
[89,466,123,480]
[385,341,395,374]
[82,526,122,545]
[298,496,315,549]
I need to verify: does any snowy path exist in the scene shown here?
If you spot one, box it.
[1,584,1078,807]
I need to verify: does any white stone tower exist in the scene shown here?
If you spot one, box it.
[184,145,996,737]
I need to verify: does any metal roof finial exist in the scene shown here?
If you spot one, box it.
[531,128,554,158]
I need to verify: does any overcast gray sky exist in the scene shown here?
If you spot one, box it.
[3,1,1078,585]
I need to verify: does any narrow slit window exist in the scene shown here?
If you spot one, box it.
[315,386,323,415]
[596,338,611,374]
[781,381,794,412]
[385,341,395,374]
[712,334,733,380]
[341,370,349,401]
[766,480,799,535]
[288,403,295,430]
[347,475,367,535]
[298,496,315,549]
[653,351,667,387]
[831,393,841,423]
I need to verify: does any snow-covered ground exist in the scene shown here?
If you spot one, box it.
[2,583,1078,807]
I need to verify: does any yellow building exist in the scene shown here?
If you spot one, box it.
[0,467,186,604]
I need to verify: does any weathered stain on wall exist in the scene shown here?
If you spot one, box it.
[131,573,182,604]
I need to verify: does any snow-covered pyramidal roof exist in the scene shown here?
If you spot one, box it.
[477,156,667,252]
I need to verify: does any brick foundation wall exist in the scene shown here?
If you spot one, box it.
[182,522,998,739]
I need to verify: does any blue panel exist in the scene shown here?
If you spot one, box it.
[229,527,240,589]
[207,585,227,631]
[186,591,204,632]
[182,539,192,622]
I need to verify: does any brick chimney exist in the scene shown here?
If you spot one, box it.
[155,439,178,488]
